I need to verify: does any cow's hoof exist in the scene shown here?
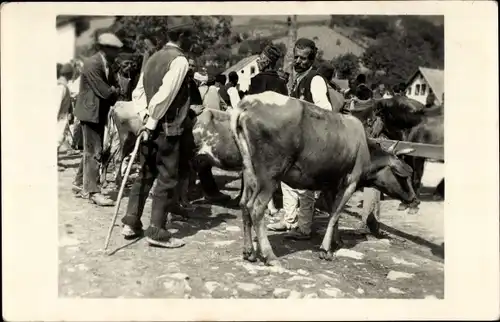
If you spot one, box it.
[318,249,335,261]
[407,207,420,215]
[397,203,409,211]
[243,250,257,263]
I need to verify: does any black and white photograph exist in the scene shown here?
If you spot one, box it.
[57,13,446,299]
[3,1,499,321]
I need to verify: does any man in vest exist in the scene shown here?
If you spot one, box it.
[248,45,288,95]
[120,17,198,248]
[226,71,241,109]
[267,38,333,240]
[72,33,122,206]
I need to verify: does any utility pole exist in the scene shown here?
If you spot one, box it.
[284,15,297,92]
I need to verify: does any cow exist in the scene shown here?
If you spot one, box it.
[230,91,419,266]
[105,101,279,213]
[374,97,444,213]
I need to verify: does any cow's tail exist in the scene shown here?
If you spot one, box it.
[230,101,260,210]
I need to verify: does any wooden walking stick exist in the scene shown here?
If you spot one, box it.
[103,134,143,251]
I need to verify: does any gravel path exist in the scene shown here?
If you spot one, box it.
[58,150,444,299]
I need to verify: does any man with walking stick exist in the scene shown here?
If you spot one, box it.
[119,17,196,248]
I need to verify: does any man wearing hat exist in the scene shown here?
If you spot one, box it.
[72,32,123,206]
[120,16,199,248]
[267,38,333,240]
[248,45,288,95]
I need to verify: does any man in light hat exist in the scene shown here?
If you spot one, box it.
[120,16,198,248]
[248,45,288,95]
[72,32,123,206]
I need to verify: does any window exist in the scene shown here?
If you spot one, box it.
[241,70,244,74]
[250,66,256,75]
[415,84,421,95]
[407,87,412,95]
[420,84,427,96]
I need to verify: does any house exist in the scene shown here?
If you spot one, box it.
[56,17,79,64]
[223,55,259,92]
[56,16,116,64]
[405,67,444,106]
[331,78,349,91]
[272,25,365,61]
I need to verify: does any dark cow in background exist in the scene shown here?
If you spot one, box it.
[373,97,444,213]
[230,91,419,266]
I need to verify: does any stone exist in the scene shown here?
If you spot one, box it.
[297,269,310,276]
[387,270,415,280]
[287,290,302,299]
[60,236,80,247]
[75,264,89,271]
[168,273,189,280]
[163,280,176,289]
[303,284,316,289]
[357,288,365,295]
[425,295,438,299]
[335,249,365,260]
[389,287,405,294]
[225,273,235,278]
[236,282,261,292]
[168,228,179,234]
[320,288,344,298]
[225,226,241,232]
[67,267,75,273]
[303,292,319,299]
[205,281,221,294]
[273,288,291,298]
[213,240,235,247]
[392,257,419,267]
[287,275,314,282]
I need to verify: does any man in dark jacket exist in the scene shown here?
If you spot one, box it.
[248,45,288,95]
[72,33,122,206]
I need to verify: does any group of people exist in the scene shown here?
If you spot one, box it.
[58,15,391,249]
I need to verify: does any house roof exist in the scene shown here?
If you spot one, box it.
[223,55,259,75]
[331,78,349,90]
[271,25,365,60]
[406,67,444,103]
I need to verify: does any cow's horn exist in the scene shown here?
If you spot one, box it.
[387,141,399,153]
[395,148,415,156]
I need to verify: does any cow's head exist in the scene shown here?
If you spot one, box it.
[363,140,419,207]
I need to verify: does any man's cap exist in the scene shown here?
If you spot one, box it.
[262,45,282,63]
[60,63,74,75]
[168,16,195,32]
[97,33,124,48]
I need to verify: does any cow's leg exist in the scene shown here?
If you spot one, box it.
[250,186,279,266]
[319,182,357,261]
[242,207,257,262]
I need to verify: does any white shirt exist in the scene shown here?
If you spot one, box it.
[67,76,80,99]
[144,43,189,131]
[227,86,241,109]
[293,68,332,111]
[99,52,109,79]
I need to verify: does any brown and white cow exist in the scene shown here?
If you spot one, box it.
[230,91,419,266]
[106,102,278,213]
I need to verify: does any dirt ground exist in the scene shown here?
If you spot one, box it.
[58,148,444,299]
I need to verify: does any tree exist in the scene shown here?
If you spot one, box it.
[331,53,360,80]
[107,16,233,61]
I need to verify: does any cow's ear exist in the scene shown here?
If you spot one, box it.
[389,158,413,177]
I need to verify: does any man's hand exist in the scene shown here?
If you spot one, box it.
[138,127,151,142]
[110,86,120,96]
